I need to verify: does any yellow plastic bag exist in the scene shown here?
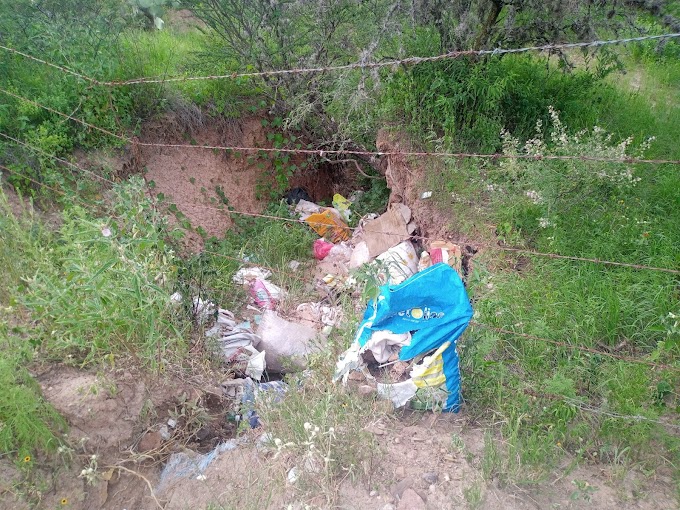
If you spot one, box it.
[332,193,352,222]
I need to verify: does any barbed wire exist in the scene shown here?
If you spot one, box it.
[3,87,680,168]
[0,44,101,85]
[521,389,680,431]
[160,200,680,275]
[562,397,680,430]
[183,241,680,372]
[3,124,678,275]
[3,127,677,275]
[0,132,116,186]
[3,33,679,86]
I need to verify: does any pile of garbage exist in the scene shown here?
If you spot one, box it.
[184,190,473,419]
[299,194,472,412]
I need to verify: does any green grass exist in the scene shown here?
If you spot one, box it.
[178,202,318,312]
[118,28,261,116]
[0,189,66,459]
[445,52,680,484]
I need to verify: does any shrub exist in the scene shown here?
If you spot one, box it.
[496,106,652,225]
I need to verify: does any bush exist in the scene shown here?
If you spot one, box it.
[380,55,610,152]
[496,106,652,225]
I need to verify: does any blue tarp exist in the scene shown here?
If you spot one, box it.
[355,263,473,411]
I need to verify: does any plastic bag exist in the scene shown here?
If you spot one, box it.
[375,241,418,285]
[418,241,463,276]
[332,193,352,222]
[336,263,473,411]
[313,239,334,260]
[250,280,276,310]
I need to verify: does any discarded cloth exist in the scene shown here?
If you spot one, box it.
[305,209,350,242]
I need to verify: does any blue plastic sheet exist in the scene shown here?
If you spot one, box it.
[355,263,473,411]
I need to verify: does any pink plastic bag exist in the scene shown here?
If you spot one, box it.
[250,280,276,310]
[313,239,334,260]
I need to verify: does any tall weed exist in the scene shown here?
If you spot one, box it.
[20,177,186,367]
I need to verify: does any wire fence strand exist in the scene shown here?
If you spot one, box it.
[0,132,117,185]
[2,162,679,424]
[3,33,679,86]
[3,128,678,276]
[156,200,680,275]
[3,87,680,168]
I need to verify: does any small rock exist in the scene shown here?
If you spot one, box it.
[394,438,400,444]
[137,431,162,452]
[167,418,177,429]
[369,490,378,497]
[159,425,170,441]
[422,472,439,484]
[287,466,299,484]
[443,473,451,482]
[397,488,426,510]
[395,466,406,479]
[358,384,376,396]
[381,505,396,510]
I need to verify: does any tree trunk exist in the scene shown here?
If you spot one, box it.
[472,0,504,50]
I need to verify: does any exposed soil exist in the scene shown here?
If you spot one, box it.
[377,128,487,248]
[100,111,356,251]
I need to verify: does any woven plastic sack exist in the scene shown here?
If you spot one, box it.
[354,263,473,411]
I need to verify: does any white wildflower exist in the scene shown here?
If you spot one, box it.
[525,190,541,204]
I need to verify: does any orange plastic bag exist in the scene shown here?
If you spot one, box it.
[304,209,350,242]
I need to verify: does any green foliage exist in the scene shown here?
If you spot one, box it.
[381,55,610,152]
[0,187,45,303]
[454,71,680,478]
[255,120,308,200]
[350,177,390,220]
[0,348,67,458]
[20,177,186,367]
[178,201,316,310]
[0,188,65,458]
[496,107,651,226]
